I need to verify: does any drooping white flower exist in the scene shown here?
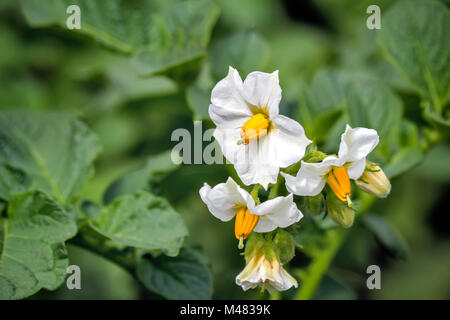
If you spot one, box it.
[235,252,298,293]
[199,177,302,248]
[282,124,379,206]
[209,67,311,189]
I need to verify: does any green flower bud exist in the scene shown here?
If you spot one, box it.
[355,163,391,198]
[244,233,265,263]
[273,229,295,264]
[305,193,324,215]
[326,191,355,228]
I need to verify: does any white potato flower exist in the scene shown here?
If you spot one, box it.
[209,67,311,189]
[235,252,298,293]
[199,177,303,248]
[282,124,379,206]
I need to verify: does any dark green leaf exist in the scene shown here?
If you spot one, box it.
[363,214,409,259]
[137,246,213,299]
[20,0,220,76]
[91,191,188,257]
[186,84,211,121]
[104,150,180,204]
[345,78,403,159]
[384,147,424,179]
[379,0,450,107]
[0,110,101,204]
[0,191,77,299]
[210,31,270,81]
[298,69,347,142]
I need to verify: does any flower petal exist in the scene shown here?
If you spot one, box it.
[199,177,250,222]
[233,137,279,189]
[271,267,298,291]
[209,67,252,128]
[267,115,312,168]
[347,157,366,180]
[253,194,303,232]
[282,156,341,196]
[213,127,242,164]
[338,124,379,163]
[242,70,282,118]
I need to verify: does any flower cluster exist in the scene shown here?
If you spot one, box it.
[199,67,391,293]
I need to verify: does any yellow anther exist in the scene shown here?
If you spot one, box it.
[327,166,352,204]
[234,207,260,248]
[239,113,269,145]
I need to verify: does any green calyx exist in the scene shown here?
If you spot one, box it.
[273,229,296,264]
[326,191,355,228]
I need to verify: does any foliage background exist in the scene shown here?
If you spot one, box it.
[0,0,449,299]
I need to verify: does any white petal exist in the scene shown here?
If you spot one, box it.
[347,157,366,180]
[252,218,278,233]
[209,67,252,128]
[233,137,279,189]
[282,156,341,196]
[253,194,302,232]
[271,267,298,291]
[213,127,242,164]
[267,115,312,168]
[214,128,279,190]
[338,124,379,163]
[199,177,249,222]
[242,70,282,118]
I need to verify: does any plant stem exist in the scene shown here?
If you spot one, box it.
[295,228,345,300]
[69,232,136,274]
[295,194,376,300]
[250,184,261,204]
[268,175,283,199]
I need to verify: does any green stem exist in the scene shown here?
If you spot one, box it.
[69,232,136,274]
[295,228,345,300]
[250,184,261,204]
[268,175,283,199]
[295,194,376,300]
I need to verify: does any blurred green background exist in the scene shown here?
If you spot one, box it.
[0,0,449,299]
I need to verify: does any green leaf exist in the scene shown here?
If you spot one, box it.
[363,214,409,259]
[422,101,450,133]
[379,0,450,108]
[297,69,346,142]
[0,110,101,204]
[104,150,180,204]
[269,25,331,85]
[210,30,270,81]
[345,78,403,159]
[136,246,213,299]
[91,191,188,257]
[186,84,211,121]
[384,146,424,179]
[0,191,77,299]
[382,119,425,179]
[20,0,220,76]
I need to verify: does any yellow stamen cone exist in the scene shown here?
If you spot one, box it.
[327,166,352,204]
[239,113,269,145]
[235,208,260,249]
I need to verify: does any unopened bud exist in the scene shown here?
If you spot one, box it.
[326,191,355,228]
[273,229,295,264]
[355,163,391,198]
[244,233,265,262]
